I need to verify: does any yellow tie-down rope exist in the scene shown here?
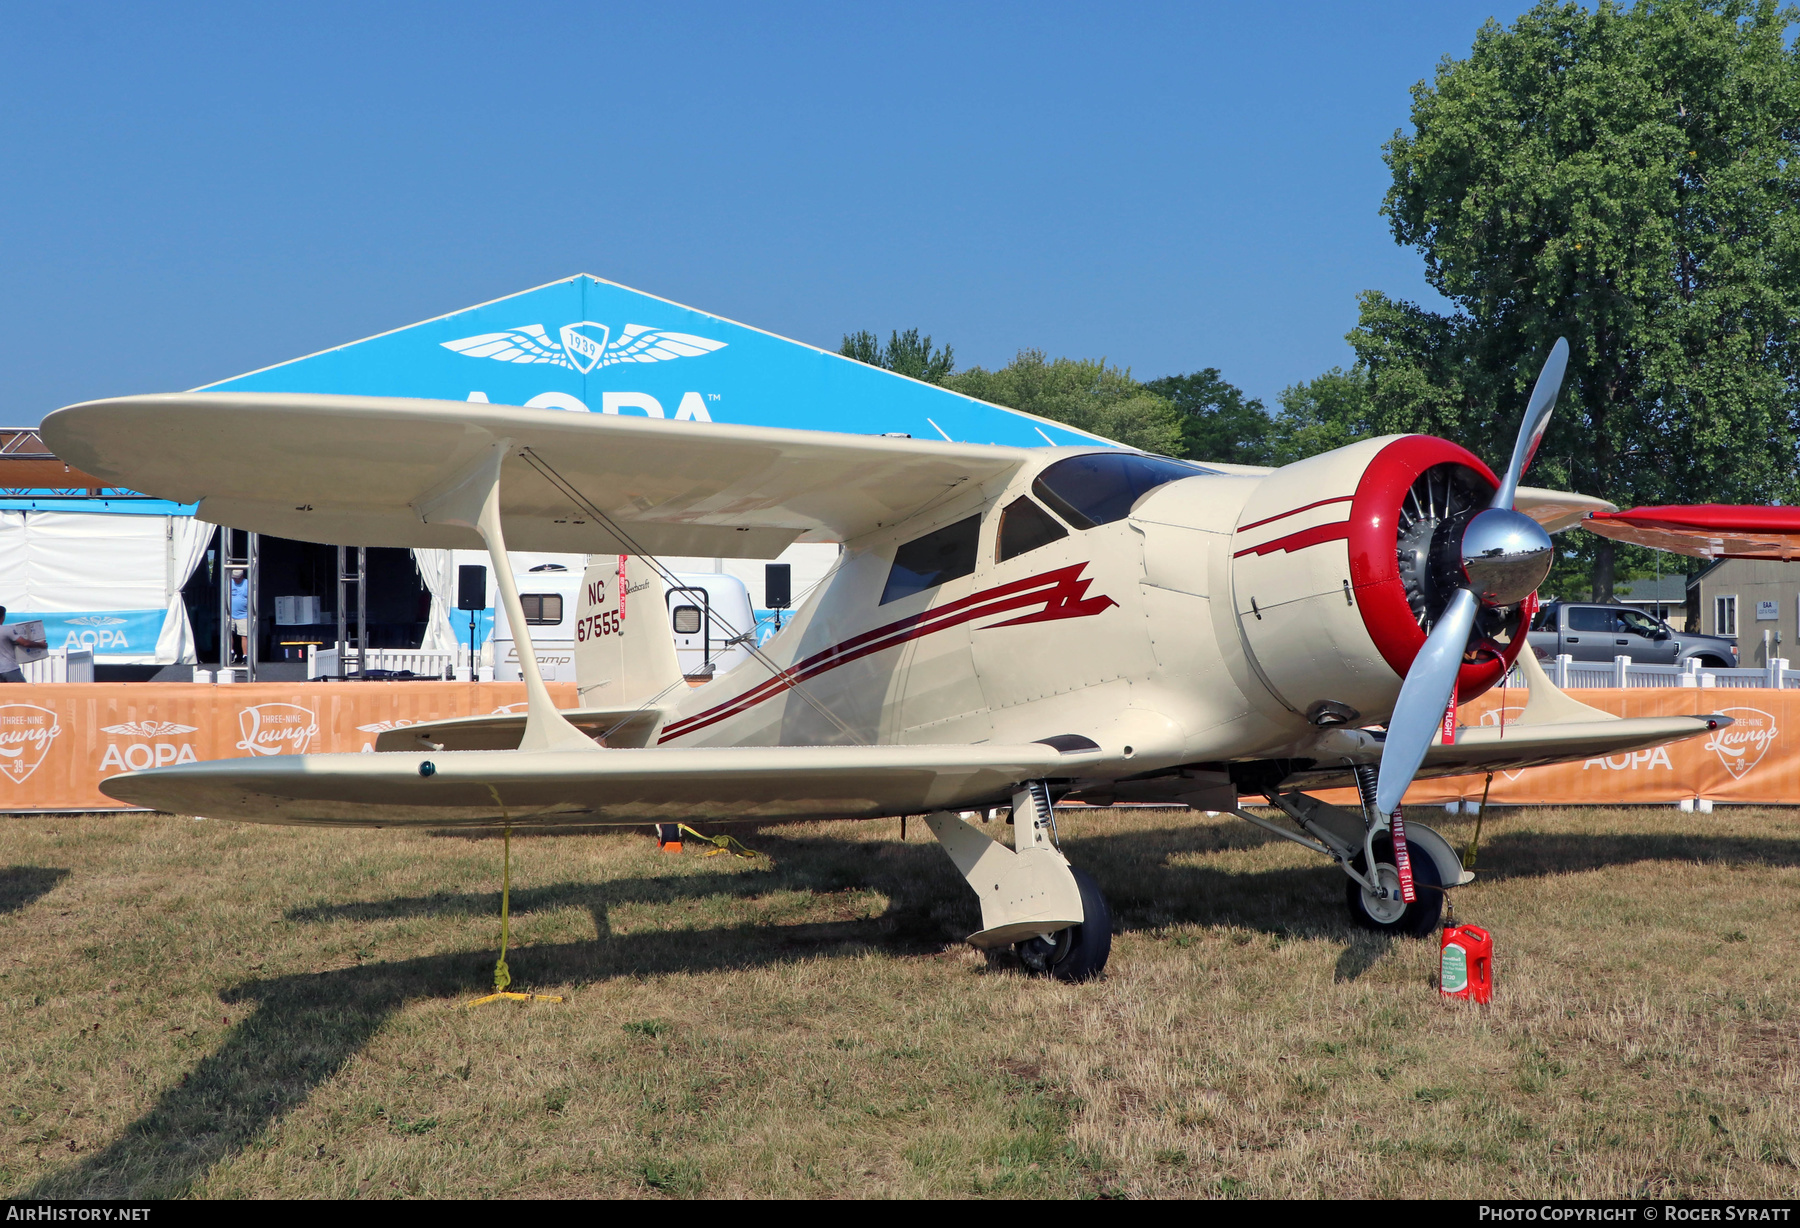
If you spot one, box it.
[468,819,566,1008]
[673,823,763,859]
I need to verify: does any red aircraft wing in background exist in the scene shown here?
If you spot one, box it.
[1581,505,1800,561]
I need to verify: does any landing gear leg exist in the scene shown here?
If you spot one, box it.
[1257,782,1462,940]
[923,784,1111,982]
[1346,767,1444,937]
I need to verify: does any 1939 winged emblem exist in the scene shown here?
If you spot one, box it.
[440,322,727,375]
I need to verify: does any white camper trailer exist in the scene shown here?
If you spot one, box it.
[664,572,757,681]
[491,565,756,685]
[490,564,581,683]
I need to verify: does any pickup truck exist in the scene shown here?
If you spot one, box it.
[1527,601,1737,667]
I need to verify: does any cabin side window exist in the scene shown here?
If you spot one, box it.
[519,594,563,625]
[1031,452,1214,529]
[996,496,1069,562]
[881,514,980,604]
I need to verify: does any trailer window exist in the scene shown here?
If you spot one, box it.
[1032,452,1213,529]
[519,594,563,625]
[671,604,702,634]
[996,496,1069,562]
[882,514,980,604]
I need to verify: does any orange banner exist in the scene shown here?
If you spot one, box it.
[0,681,576,812]
[1318,687,1797,808]
[0,682,1787,814]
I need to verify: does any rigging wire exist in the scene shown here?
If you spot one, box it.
[515,447,868,746]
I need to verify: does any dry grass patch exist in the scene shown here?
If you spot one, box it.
[2,804,1797,1198]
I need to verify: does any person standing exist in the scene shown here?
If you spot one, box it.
[0,607,48,683]
[229,568,249,665]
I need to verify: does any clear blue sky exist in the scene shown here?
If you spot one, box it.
[0,1,1537,424]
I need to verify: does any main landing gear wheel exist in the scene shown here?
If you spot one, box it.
[1014,866,1112,982]
[1346,834,1443,938]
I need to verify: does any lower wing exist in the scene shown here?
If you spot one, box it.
[1283,713,1726,793]
[99,742,1088,828]
[1281,646,1727,792]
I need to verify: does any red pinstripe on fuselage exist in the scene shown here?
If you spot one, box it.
[657,563,1118,744]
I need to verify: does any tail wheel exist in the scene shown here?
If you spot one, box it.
[1345,834,1444,938]
[1015,866,1111,982]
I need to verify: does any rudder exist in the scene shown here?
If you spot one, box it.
[574,555,684,708]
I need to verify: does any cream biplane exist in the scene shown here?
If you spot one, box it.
[42,341,1730,981]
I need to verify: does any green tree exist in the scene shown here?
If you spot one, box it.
[1141,370,1274,465]
[946,350,1185,456]
[839,328,956,384]
[1267,367,1376,465]
[1359,0,1800,599]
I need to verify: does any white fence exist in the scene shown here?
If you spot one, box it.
[308,647,457,680]
[18,649,94,683]
[1510,654,1799,690]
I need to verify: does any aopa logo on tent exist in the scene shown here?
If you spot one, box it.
[441,322,726,375]
[65,615,131,652]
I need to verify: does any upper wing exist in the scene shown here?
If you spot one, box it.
[40,393,1031,557]
[1515,486,1617,533]
[1580,504,1800,561]
[98,741,1090,828]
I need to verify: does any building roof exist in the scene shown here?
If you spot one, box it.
[1613,575,1688,602]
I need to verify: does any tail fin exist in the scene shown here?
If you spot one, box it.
[575,555,684,708]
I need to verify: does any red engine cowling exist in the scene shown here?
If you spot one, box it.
[1229,435,1531,724]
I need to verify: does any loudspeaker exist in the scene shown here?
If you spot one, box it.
[765,563,792,610]
[457,564,487,611]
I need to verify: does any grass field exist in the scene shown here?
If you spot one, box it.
[3,803,1798,1199]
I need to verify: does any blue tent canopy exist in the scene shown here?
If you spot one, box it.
[202,274,1113,449]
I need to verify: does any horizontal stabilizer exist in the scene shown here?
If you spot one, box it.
[100,742,1095,828]
[374,707,662,752]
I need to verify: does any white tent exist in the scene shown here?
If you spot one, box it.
[0,509,212,664]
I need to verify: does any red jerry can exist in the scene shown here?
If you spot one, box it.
[1439,923,1493,1004]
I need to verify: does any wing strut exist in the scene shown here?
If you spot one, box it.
[412,441,594,752]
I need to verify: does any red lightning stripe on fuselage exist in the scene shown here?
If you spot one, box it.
[1232,522,1351,559]
[656,563,1118,744]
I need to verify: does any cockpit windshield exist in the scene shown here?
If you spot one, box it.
[1031,452,1215,529]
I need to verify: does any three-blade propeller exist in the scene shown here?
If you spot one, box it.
[1372,337,1569,819]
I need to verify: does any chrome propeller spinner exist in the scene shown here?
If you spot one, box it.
[1459,506,1553,606]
